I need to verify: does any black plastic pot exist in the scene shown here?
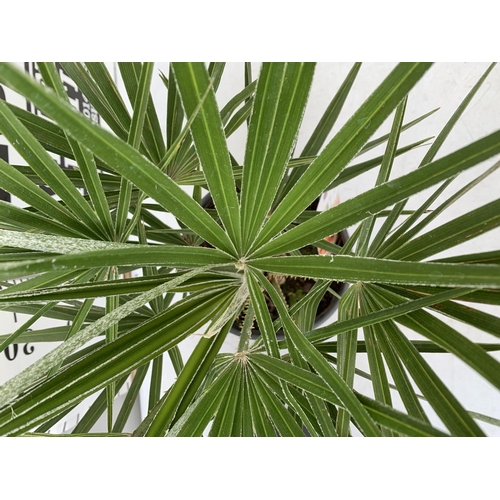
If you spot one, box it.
[200,193,349,339]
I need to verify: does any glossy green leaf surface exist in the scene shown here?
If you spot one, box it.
[172,63,242,252]
[251,255,500,288]
[0,288,234,435]
[240,63,315,251]
[0,63,236,255]
[1,62,499,438]
[250,63,432,253]
[252,129,500,258]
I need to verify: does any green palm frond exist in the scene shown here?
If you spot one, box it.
[0,62,499,437]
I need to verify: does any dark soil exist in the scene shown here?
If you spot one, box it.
[257,274,343,323]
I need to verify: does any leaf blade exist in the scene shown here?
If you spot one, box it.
[240,63,316,251]
[0,62,237,255]
[252,128,500,258]
[251,254,500,289]
[249,62,433,253]
[172,62,242,252]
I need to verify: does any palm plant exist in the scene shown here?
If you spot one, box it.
[0,61,499,437]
